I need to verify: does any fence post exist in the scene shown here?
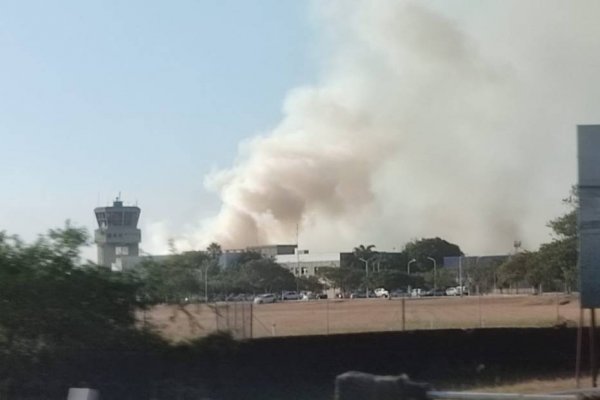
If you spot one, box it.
[402,298,406,331]
[326,299,330,335]
[555,292,560,325]
[479,294,483,328]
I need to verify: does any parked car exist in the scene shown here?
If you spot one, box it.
[300,291,316,300]
[446,286,469,296]
[282,291,301,300]
[350,290,375,299]
[422,288,446,297]
[316,293,328,299]
[253,293,276,304]
[390,289,408,298]
[374,288,390,298]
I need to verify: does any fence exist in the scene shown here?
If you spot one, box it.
[141,293,581,340]
[214,302,253,339]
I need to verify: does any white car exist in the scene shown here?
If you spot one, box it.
[282,291,301,300]
[374,288,390,298]
[446,286,468,296]
[253,293,276,304]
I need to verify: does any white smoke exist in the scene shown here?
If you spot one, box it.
[152,0,600,255]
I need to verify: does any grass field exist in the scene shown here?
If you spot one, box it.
[141,293,583,341]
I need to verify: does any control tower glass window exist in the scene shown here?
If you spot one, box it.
[123,212,134,226]
[108,212,123,226]
[95,212,107,228]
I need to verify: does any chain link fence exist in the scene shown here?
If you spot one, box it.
[143,293,581,340]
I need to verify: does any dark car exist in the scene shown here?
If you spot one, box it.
[422,289,446,297]
[390,289,408,298]
[350,291,376,299]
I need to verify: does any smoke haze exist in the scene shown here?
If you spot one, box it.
[155,1,600,255]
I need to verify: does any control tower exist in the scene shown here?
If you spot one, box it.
[94,197,141,270]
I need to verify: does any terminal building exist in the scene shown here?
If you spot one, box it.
[275,252,341,277]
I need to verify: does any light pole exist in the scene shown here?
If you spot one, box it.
[360,256,377,298]
[427,257,437,292]
[407,258,416,274]
[458,256,463,298]
[407,258,416,294]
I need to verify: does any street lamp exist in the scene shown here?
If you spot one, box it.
[407,258,416,294]
[407,258,416,274]
[360,256,377,298]
[427,257,437,292]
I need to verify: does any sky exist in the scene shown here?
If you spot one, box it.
[1,1,599,260]
[0,0,314,256]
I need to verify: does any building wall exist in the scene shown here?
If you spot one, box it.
[275,253,341,277]
[246,244,297,257]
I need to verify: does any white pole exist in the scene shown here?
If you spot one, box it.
[407,259,416,295]
[459,256,463,297]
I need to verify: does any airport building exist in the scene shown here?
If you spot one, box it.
[275,252,341,277]
[94,197,141,271]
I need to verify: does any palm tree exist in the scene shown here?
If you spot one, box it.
[353,244,376,261]
[206,242,222,261]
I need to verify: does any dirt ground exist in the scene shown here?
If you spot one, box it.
[140,294,583,342]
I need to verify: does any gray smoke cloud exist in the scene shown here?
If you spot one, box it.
[190,0,600,255]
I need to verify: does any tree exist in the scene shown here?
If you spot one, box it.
[206,242,223,261]
[0,223,151,356]
[295,276,325,293]
[540,187,578,292]
[497,252,532,290]
[138,251,209,303]
[346,244,378,270]
[318,267,364,293]
[239,258,295,293]
[353,244,376,261]
[404,237,463,272]
[467,259,502,294]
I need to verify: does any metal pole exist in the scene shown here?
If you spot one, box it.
[591,308,597,387]
[479,293,483,328]
[326,299,330,335]
[401,297,406,331]
[576,307,583,387]
[556,292,560,324]
[459,256,463,297]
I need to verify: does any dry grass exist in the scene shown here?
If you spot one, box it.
[469,375,590,394]
[140,294,582,342]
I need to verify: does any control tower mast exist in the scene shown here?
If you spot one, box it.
[94,196,141,270]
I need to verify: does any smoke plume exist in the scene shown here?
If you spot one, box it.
[188,1,600,254]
